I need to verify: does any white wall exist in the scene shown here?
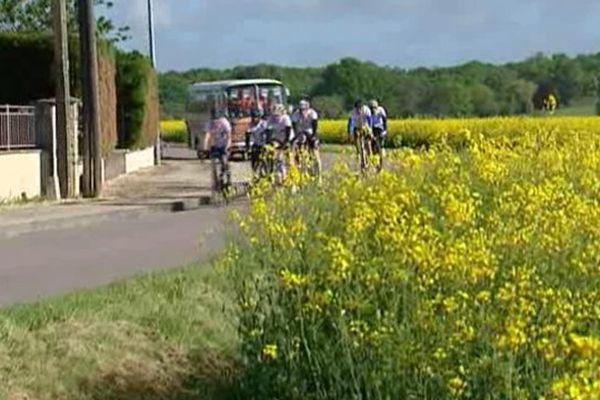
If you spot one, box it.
[0,151,42,200]
[124,146,155,174]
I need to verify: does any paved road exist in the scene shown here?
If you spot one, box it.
[0,146,345,307]
[0,146,245,307]
[0,208,230,306]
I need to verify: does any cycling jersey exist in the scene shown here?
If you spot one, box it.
[267,114,293,143]
[371,106,387,131]
[348,106,372,133]
[292,108,319,135]
[205,117,232,149]
[247,119,269,147]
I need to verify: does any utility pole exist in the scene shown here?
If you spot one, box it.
[147,0,161,165]
[78,0,102,197]
[52,0,76,198]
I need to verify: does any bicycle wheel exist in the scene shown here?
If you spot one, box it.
[309,149,321,179]
[297,145,309,175]
[371,135,383,172]
[211,158,223,205]
[358,133,369,173]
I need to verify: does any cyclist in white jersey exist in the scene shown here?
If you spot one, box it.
[369,99,388,145]
[203,109,232,189]
[266,104,293,182]
[291,99,322,177]
[347,100,372,160]
[245,108,269,173]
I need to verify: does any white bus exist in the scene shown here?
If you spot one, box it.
[185,79,290,159]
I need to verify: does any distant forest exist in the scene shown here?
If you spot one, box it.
[159,53,600,118]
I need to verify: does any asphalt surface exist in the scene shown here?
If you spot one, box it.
[0,146,242,307]
[0,207,230,306]
[0,146,346,308]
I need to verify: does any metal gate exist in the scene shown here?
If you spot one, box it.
[0,105,36,150]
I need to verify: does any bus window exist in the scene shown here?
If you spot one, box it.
[258,85,285,115]
[187,90,215,115]
[227,86,257,118]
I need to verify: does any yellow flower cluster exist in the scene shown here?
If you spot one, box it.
[320,116,600,150]
[159,119,187,143]
[232,117,600,399]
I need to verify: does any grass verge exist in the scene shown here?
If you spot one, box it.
[0,262,237,400]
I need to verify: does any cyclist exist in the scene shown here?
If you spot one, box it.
[203,109,232,191]
[291,99,321,177]
[369,99,388,169]
[347,100,372,164]
[266,104,293,183]
[245,107,269,174]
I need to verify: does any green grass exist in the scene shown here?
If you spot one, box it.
[554,97,597,116]
[0,262,238,400]
[0,195,44,209]
[320,143,354,154]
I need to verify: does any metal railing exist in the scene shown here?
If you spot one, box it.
[0,105,36,150]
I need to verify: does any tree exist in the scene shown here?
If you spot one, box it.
[506,79,536,114]
[390,76,428,117]
[158,72,188,118]
[470,83,498,117]
[550,54,584,106]
[0,0,129,42]
[315,58,397,108]
[422,79,473,117]
[312,95,345,119]
[156,49,600,118]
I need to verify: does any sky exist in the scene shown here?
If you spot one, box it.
[102,0,600,72]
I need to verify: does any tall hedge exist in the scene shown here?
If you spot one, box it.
[0,33,80,104]
[0,33,156,152]
[116,50,157,150]
[0,33,119,154]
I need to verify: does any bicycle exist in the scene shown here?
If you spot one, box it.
[293,131,321,178]
[250,144,274,181]
[353,126,372,173]
[354,127,384,174]
[210,148,231,205]
[371,127,385,172]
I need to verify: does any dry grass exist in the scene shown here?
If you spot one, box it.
[0,263,237,400]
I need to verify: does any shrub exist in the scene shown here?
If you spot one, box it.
[116,50,157,150]
[230,119,600,399]
[0,32,118,153]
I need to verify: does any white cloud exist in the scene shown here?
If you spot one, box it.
[104,0,600,71]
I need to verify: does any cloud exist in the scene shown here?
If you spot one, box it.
[104,0,600,71]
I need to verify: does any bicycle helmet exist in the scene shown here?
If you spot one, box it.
[354,100,363,109]
[299,99,310,110]
[369,99,379,109]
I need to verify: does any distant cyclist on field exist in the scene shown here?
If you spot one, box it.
[347,100,372,164]
[245,107,269,175]
[292,99,321,177]
[203,109,232,191]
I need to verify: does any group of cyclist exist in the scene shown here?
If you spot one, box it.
[203,98,388,189]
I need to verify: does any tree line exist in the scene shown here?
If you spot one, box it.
[160,53,600,118]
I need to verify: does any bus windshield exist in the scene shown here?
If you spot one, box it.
[227,84,286,118]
